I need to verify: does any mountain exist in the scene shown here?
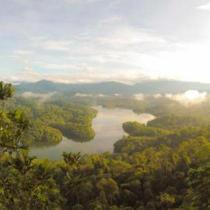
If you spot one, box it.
[133,80,210,94]
[15,79,210,95]
[16,80,131,94]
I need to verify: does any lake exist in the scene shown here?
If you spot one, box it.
[30,106,156,160]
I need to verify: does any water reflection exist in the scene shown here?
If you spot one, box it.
[30,106,156,160]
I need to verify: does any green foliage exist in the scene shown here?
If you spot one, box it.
[24,122,63,146]
[189,164,210,209]
[159,193,176,208]
[4,96,97,146]
[26,102,96,144]
[0,109,29,151]
[0,82,15,100]
[0,153,62,210]
[148,115,204,130]
[123,121,169,137]
[56,122,95,141]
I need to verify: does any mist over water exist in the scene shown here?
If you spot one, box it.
[30,106,155,160]
[148,90,208,106]
[22,92,56,102]
[165,90,207,106]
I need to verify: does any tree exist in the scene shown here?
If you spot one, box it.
[0,82,62,210]
[96,178,119,205]
[189,164,210,209]
[159,193,176,209]
[0,82,15,100]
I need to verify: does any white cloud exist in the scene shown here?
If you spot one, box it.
[38,63,83,70]
[14,25,163,83]
[137,39,210,82]
[65,0,104,4]
[197,3,210,10]
[14,50,33,55]
[97,27,167,46]
[42,40,72,51]
[3,0,210,85]
[100,16,123,24]
[6,22,210,84]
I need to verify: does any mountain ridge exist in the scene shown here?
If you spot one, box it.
[15,79,210,94]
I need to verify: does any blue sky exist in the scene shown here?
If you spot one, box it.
[1,0,210,83]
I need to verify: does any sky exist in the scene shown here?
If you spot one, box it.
[1,0,210,83]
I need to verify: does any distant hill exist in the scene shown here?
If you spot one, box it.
[15,79,210,95]
[16,80,131,94]
[133,80,210,94]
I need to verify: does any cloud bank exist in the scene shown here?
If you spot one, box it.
[1,0,210,83]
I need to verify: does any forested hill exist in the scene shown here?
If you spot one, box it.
[15,79,210,94]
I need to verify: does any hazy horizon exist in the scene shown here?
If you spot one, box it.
[12,78,210,85]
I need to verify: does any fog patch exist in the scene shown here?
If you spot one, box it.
[22,92,56,102]
[134,93,144,101]
[165,90,207,106]
[153,93,162,98]
[113,93,121,97]
[75,93,107,97]
[138,113,156,125]
[75,93,93,97]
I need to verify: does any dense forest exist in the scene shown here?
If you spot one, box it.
[1,95,97,146]
[0,81,210,210]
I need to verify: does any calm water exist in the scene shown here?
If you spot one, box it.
[30,106,156,160]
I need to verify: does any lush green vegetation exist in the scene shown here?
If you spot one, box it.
[123,122,169,137]
[2,96,97,146]
[148,115,206,129]
[0,82,210,209]
[24,122,63,146]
